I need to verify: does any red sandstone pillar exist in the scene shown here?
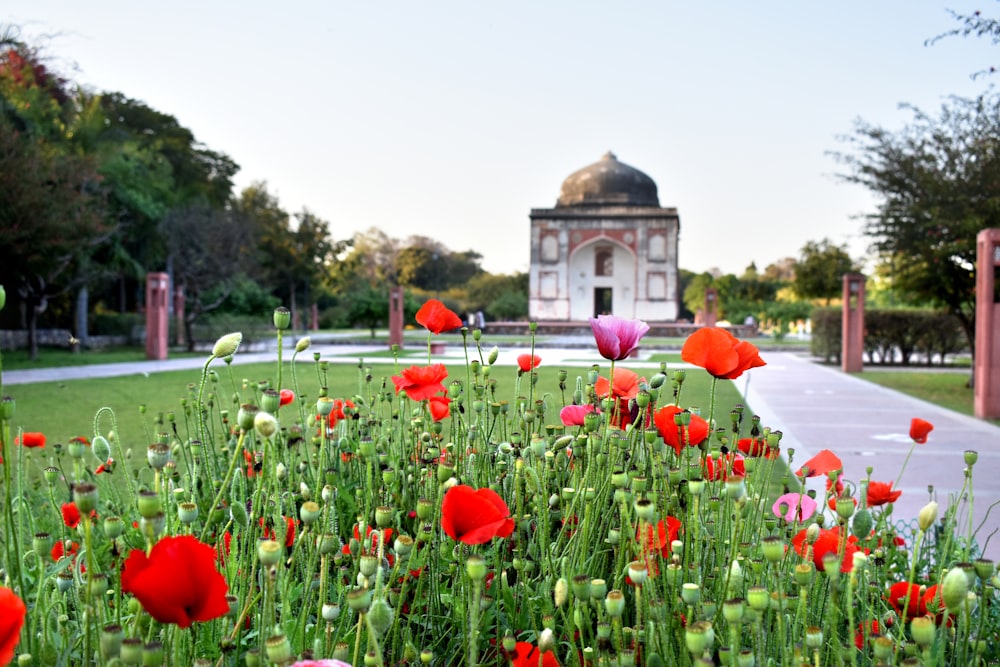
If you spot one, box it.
[704,288,718,328]
[389,286,404,349]
[145,272,169,360]
[841,273,865,373]
[310,303,319,331]
[974,229,1000,418]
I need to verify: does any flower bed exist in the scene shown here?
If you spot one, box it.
[0,294,994,666]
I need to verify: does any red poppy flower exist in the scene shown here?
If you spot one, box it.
[594,367,641,400]
[325,398,356,430]
[15,432,45,448]
[517,353,541,372]
[51,540,80,562]
[95,458,114,474]
[796,449,842,478]
[910,418,933,444]
[703,453,746,481]
[440,484,515,545]
[653,406,709,455]
[855,619,882,650]
[589,315,650,361]
[681,327,766,380]
[61,502,91,529]
[343,524,395,557]
[560,404,595,427]
[428,395,451,422]
[737,437,776,459]
[508,641,561,667]
[69,436,90,446]
[259,516,297,548]
[121,535,230,628]
[791,526,866,573]
[279,389,295,407]
[0,587,26,666]
[415,299,463,335]
[391,364,448,401]
[638,516,682,559]
[887,582,924,619]
[867,480,902,507]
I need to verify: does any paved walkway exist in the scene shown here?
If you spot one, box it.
[5,344,999,558]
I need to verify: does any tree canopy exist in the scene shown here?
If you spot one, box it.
[793,238,857,304]
[834,93,1000,348]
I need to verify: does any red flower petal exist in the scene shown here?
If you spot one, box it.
[279,389,295,406]
[909,418,933,444]
[61,502,82,529]
[441,485,514,545]
[121,535,230,628]
[428,395,451,422]
[796,449,843,478]
[391,365,449,401]
[653,406,710,454]
[517,353,541,372]
[509,641,561,667]
[681,328,765,379]
[415,299,463,335]
[867,480,902,507]
[15,432,46,448]
[0,587,26,666]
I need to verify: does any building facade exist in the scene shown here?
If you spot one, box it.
[528,152,680,321]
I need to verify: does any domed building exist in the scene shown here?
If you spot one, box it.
[529,152,680,321]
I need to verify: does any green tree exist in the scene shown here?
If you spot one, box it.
[793,238,857,305]
[834,93,1000,352]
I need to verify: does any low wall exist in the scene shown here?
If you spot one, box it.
[0,330,130,350]
[485,321,758,340]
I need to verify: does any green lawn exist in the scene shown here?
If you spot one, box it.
[6,356,748,450]
[858,369,1000,425]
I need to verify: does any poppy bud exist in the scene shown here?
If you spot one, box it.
[918,501,938,532]
[295,336,311,353]
[852,508,873,539]
[0,285,5,311]
[254,412,278,439]
[368,598,394,636]
[942,566,969,612]
[273,307,291,330]
[230,502,249,528]
[212,332,242,358]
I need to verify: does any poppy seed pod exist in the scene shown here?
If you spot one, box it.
[73,483,98,514]
[257,540,282,566]
[237,404,258,432]
[211,332,242,358]
[605,590,625,618]
[273,307,291,330]
[260,390,280,414]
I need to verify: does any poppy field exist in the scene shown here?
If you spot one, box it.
[0,295,996,666]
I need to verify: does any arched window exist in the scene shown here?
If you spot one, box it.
[595,248,613,276]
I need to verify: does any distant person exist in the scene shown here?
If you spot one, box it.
[476,310,486,331]
[744,314,756,329]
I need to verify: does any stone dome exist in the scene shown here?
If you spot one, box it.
[556,151,660,208]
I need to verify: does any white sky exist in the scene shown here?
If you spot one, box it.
[12,1,998,276]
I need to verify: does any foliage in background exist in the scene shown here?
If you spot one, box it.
[810,307,966,365]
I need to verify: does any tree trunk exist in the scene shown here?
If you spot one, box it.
[185,315,197,353]
[74,285,89,353]
[27,302,39,361]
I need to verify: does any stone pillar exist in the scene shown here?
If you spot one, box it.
[310,303,319,331]
[174,285,185,347]
[145,272,169,360]
[974,229,1000,418]
[388,286,404,349]
[703,288,718,328]
[841,273,865,373]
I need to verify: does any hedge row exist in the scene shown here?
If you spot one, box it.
[810,308,967,365]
